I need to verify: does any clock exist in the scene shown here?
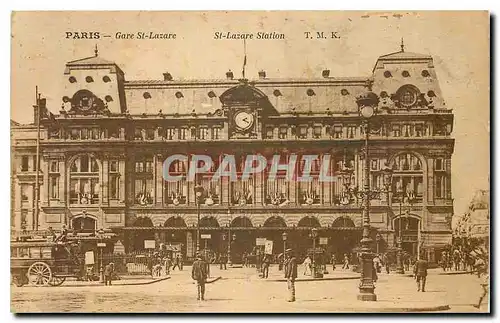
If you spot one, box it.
[234,111,254,131]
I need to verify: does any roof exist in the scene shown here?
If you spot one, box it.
[469,189,490,210]
[378,50,432,60]
[66,55,117,66]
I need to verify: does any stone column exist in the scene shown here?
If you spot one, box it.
[102,159,109,205]
[59,158,66,205]
[42,157,49,206]
[427,158,434,204]
[155,154,163,205]
[119,159,126,203]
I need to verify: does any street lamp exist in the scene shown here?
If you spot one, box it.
[309,228,318,278]
[194,184,204,252]
[281,232,288,271]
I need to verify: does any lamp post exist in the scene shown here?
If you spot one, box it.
[282,232,288,271]
[194,184,204,252]
[338,90,380,301]
[309,228,318,278]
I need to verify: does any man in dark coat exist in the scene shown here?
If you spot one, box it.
[261,254,271,278]
[284,248,298,302]
[104,263,114,286]
[413,255,429,292]
[192,253,208,301]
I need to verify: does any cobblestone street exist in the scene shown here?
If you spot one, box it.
[11,266,489,313]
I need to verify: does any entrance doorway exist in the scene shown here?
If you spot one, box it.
[394,216,420,257]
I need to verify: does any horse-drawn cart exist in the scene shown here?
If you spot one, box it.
[11,241,84,287]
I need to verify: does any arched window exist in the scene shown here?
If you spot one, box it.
[69,155,100,204]
[391,153,424,202]
[396,85,420,108]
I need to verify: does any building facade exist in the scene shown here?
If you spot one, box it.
[11,46,454,263]
[454,189,489,240]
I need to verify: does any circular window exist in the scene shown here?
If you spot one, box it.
[402,71,410,78]
[427,90,436,97]
[85,76,94,83]
[102,75,111,83]
[208,91,217,98]
[105,95,113,102]
[306,89,316,96]
[380,91,388,98]
[68,76,77,83]
[175,91,184,99]
[273,89,282,97]
[383,71,392,78]
[397,85,419,108]
[421,70,430,77]
[143,92,151,99]
[62,96,70,103]
[340,89,349,96]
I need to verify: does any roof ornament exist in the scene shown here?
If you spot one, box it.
[400,37,405,52]
[94,44,98,57]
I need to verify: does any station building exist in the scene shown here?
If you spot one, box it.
[11,45,454,263]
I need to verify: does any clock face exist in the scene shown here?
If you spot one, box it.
[234,111,254,131]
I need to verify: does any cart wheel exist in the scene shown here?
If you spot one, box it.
[48,275,66,286]
[27,262,52,286]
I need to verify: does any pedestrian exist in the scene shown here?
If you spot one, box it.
[192,252,208,301]
[284,248,297,302]
[205,253,211,278]
[178,254,184,270]
[243,252,249,268]
[172,254,180,271]
[473,263,489,309]
[382,253,390,274]
[373,254,381,273]
[164,256,171,275]
[261,254,270,278]
[220,253,227,270]
[342,253,350,269]
[104,263,114,286]
[331,254,336,271]
[413,255,429,292]
[303,255,312,276]
[372,259,378,283]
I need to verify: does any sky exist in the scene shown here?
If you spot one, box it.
[10,11,489,216]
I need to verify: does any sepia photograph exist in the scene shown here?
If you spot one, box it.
[9,11,490,313]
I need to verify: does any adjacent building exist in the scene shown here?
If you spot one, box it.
[11,45,455,263]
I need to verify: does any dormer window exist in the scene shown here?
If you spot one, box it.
[421,70,430,77]
[68,76,77,83]
[175,91,184,99]
[102,75,111,83]
[143,92,152,99]
[427,90,436,98]
[208,91,217,98]
[402,71,410,78]
[396,85,419,108]
[384,71,392,78]
[105,95,113,102]
[273,89,282,97]
[85,76,94,83]
[341,89,349,96]
[306,89,315,96]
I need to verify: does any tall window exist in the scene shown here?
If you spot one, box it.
[278,126,288,139]
[165,158,187,205]
[69,155,100,204]
[231,155,255,205]
[21,156,29,172]
[179,128,187,140]
[391,153,424,203]
[199,128,209,140]
[134,156,153,205]
[109,160,119,199]
[332,125,343,139]
[21,184,30,201]
[165,128,176,140]
[212,127,221,140]
[392,124,401,137]
[298,157,321,205]
[347,126,356,139]
[265,154,290,205]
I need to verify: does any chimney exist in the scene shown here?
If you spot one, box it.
[163,72,173,81]
[226,70,234,80]
[322,69,330,78]
[258,70,266,79]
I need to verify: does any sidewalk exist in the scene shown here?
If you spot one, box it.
[22,276,170,288]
